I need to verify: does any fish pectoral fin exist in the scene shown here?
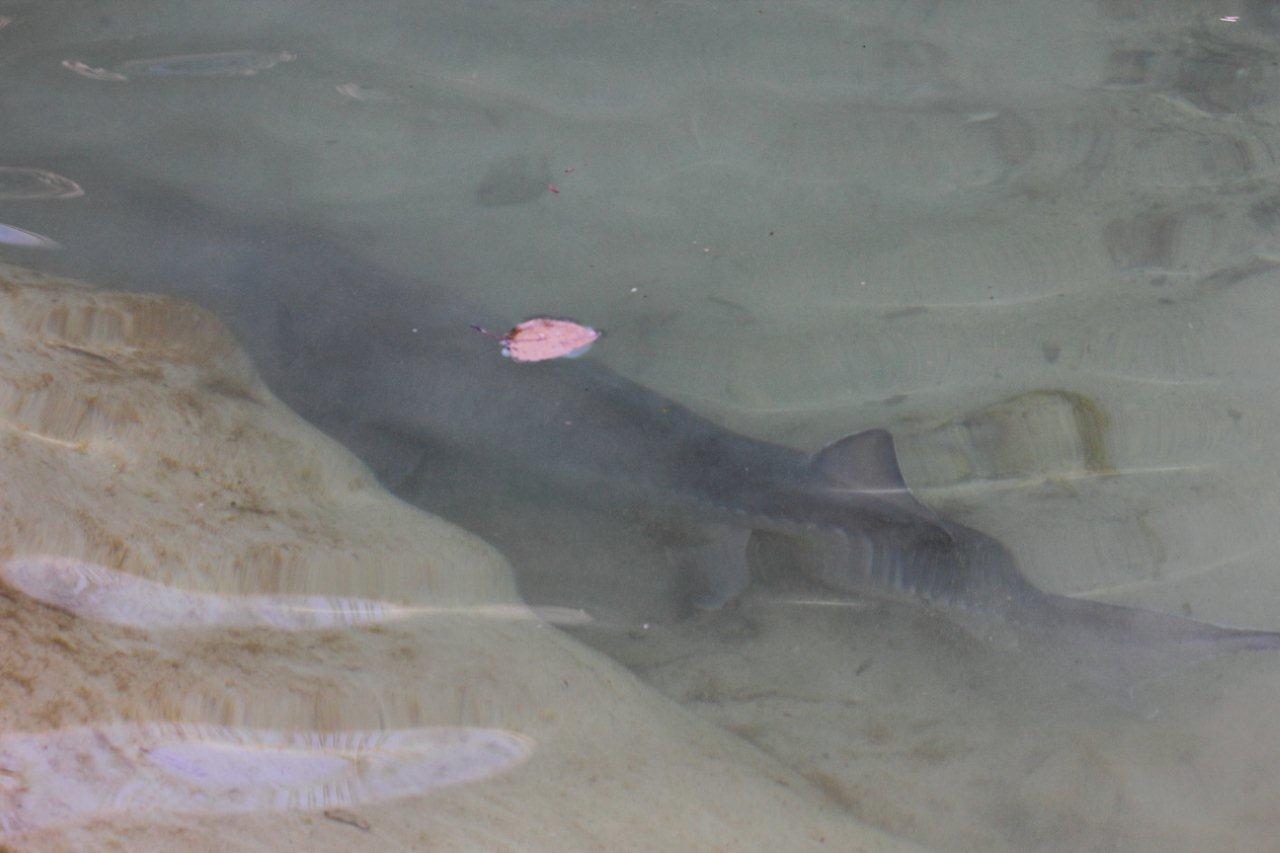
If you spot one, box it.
[811,428,942,523]
[670,525,753,611]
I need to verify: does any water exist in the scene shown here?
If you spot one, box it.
[2,1,1280,848]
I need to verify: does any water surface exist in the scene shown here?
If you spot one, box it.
[3,1,1280,848]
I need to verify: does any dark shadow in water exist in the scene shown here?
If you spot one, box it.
[18,158,1280,702]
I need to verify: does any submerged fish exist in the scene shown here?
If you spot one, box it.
[238,281,1280,687]
[42,175,1280,690]
[746,429,1280,687]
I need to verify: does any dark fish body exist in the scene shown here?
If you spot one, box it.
[215,270,1280,677]
[39,173,1280,681]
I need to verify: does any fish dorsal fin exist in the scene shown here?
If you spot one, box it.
[811,429,938,521]
[812,429,905,491]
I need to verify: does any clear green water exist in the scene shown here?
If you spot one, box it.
[4,1,1280,848]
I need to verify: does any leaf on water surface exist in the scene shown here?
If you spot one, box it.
[489,317,601,362]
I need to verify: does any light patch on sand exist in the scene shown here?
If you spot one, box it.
[0,723,534,836]
[0,555,589,629]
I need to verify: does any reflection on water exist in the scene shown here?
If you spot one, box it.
[1,0,1280,848]
[0,723,533,835]
[62,50,297,82]
[0,222,57,248]
[0,555,590,630]
[0,167,83,200]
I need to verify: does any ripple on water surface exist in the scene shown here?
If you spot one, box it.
[62,50,296,81]
[0,167,83,200]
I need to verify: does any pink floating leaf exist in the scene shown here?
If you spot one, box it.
[475,317,600,362]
